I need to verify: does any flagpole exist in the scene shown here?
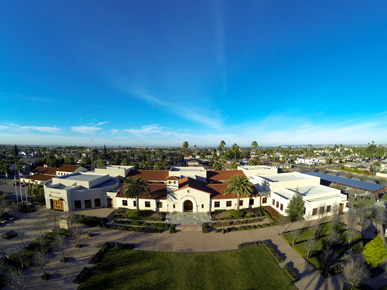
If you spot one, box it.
[19,171,22,204]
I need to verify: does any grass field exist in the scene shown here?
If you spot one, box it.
[78,246,297,290]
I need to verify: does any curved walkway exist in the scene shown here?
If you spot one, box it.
[1,209,384,290]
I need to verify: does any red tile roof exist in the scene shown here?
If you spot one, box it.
[24,174,53,181]
[207,170,246,182]
[117,184,168,200]
[58,165,81,172]
[32,166,57,176]
[127,170,169,181]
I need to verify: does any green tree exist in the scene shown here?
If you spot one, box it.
[231,143,240,161]
[182,141,189,153]
[224,175,254,211]
[285,189,305,222]
[219,140,226,152]
[251,141,258,152]
[28,184,45,204]
[123,177,150,212]
[363,236,387,268]
[212,161,223,170]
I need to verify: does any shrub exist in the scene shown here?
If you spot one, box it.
[352,241,364,253]
[202,223,209,233]
[88,233,95,237]
[41,273,51,280]
[283,265,299,282]
[229,210,244,219]
[73,267,93,284]
[169,224,176,234]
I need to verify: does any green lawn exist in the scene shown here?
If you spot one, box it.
[78,247,297,290]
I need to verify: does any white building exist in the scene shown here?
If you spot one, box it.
[250,172,348,219]
[44,173,119,211]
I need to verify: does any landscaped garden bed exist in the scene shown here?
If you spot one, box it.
[211,208,265,221]
[77,242,297,290]
[108,208,166,221]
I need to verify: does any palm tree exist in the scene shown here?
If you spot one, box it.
[224,175,254,211]
[232,143,239,161]
[251,141,258,153]
[123,177,150,212]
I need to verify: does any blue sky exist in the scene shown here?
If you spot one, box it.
[1,1,387,147]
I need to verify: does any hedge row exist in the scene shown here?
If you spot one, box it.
[283,265,299,282]
[209,217,264,227]
[238,241,284,263]
[115,219,171,228]
[75,215,109,227]
[107,224,162,233]
[214,223,271,233]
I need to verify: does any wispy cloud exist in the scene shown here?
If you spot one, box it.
[19,126,61,133]
[133,91,224,130]
[0,123,61,134]
[123,125,172,137]
[71,126,102,134]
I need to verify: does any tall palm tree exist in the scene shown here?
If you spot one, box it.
[123,177,150,212]
[224,175,254,211]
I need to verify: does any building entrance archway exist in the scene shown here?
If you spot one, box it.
[183,200,193,212]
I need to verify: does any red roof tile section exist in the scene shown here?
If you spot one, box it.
[117,184,168,200]
[32,166,58,176]
[24,174,53,181]
[58,165,81,172]
[127,170,169,181]
[207,170,246,181]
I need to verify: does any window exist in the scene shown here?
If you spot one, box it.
[85,200,92,208]
[326,205,331,212]
[122,200,128,206]
[202,204,204,208]
[239,200,243,206]
[280,204,283,211]
[74,200,81,209]
[272,199,275,206]
[168,181,171,184]
[226,201,232,207]
[276,201,279,208]
[133,200,136,207]
[95,198,101,207]
[173,204,175,209]
[249,199,254,206]
[312,208,317,216]
[214,201,220,208]
[262,197,267,203]
[157,202,162,208]
[145,201,151,208]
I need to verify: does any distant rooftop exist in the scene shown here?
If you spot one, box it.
[259,172,316,183]
[305,172,387,192]
[59,173,103,182]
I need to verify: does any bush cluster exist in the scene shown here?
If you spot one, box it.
[169,224,176,234]
[115,219,170,228]
[75,215,108,227]
[202,223,209,233]
[107,224,162,233]
[215,223,270,233]
[209,218,264,228]
[283,265,299,282]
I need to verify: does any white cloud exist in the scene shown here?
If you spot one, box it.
[19,126,61,134]
[133,90,224,130]
[71,126,101,134]
[0,125,9,130]
[123,125,170,137]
